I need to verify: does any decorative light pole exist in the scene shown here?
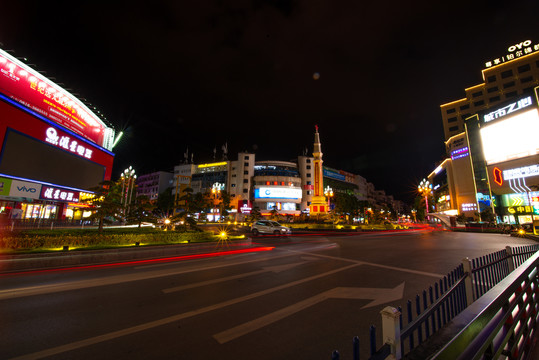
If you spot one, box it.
[121,166,136,220]
[418,179,433,215]
[324,186,334,211]
[211,182,224,222]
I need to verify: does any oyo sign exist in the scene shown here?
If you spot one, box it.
[508,40,532,52]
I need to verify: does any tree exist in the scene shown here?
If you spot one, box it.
[155,187,175,218]
[247,207,262,224]
[87,181,123,233]
[126,195,156,228]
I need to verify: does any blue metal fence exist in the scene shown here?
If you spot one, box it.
[331,244,539,359]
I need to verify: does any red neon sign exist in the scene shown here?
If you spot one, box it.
[493,167,503,186]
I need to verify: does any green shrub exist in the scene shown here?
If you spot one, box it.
[0,229,215,251]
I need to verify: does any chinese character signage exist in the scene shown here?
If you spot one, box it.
[45,127,93,160]
[40,185,80,202]
[483,96,534,124]
[484,40,539,68]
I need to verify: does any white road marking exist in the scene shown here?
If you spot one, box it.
[283,249,444,278]
[162,261,308,293]
[9,263,360,360]
[213,282,405,344]
[0,252,296,300]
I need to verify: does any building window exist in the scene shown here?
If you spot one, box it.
[501,69,513,79]
[306,159,311,163]
[446,108,456,114]
[449,126,459,132]
[505,91,518,98]
[487,75,496,83]
[472,91,483,98]
[244,163,249,167]
[489,96,500,102]
[518,64,531,73]
[473,100,485,107]
[306,165,311,170]
[447,116,457,123]
[486,86,498,93]
[243,179,248,184]
[521,76,533,83]
[243,189,248,193]
[244,155,249,160]
[307,173,311,178]
[459,104,470,111]
[244,171,248,175]
[503,81,515,89]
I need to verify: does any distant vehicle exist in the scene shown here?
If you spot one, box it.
[251,220,291,235]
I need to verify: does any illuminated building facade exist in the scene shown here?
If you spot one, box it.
[0,48,116,221]
[436,39,539,223]
[166,145,392,220]
[136,171,173,201]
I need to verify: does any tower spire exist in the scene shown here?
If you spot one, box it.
[309,125,328,216]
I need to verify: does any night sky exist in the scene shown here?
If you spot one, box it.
[1,1,538,203]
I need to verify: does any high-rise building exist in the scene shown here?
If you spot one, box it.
[434,39,539,222]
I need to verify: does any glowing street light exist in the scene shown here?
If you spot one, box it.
[211,182,225,222]
[324,186,334,211]
[418,179,432,214]
[121,166,136,219]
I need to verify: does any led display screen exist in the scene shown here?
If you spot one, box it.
[0,130,105,190]
[254,186,302,200]
[480,109,539,165]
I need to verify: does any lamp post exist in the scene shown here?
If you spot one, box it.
[121,166,136,220]
[212,182,224,222]
[324,186,334,212]
[418,179,433,217]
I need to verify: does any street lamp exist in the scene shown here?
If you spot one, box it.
[212,182,224,222]
[324,186,334,212]
[121,166,136,220]
[418,179,432,215]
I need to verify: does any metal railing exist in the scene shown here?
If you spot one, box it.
[331,244,539,359]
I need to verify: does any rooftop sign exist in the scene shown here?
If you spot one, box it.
[484,40,539,68]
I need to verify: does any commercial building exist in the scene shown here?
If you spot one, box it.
[136,171,174,201]
[164,128,398,220]
[433,39,539,223]
[0,48,116,221]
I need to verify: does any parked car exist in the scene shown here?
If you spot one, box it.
[251,220,291,235]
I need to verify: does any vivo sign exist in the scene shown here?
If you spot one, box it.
[9,179,42,199]
[483,96,533,123]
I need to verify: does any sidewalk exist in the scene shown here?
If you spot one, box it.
[0,239,256,274]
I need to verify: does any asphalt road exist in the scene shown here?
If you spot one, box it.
[1,230,536,360]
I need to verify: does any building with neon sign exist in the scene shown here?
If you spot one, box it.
[167,128,398,220]
[0,48,116,221]
[433,40,539,223]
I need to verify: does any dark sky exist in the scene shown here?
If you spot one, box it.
[1,0,538,202]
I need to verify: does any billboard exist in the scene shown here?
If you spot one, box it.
[254,186,302,200]
[0,99,114,189]
[480,95,539,165]
[0,48,113,148]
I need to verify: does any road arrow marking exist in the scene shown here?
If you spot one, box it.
[162,261,308,293]
[9,264,359,360]
[213,282,405,344]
